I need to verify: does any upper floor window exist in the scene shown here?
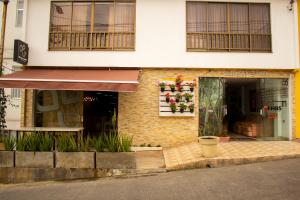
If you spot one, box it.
[16,0,24,27]
[186,2,271,52]
[49,0,135,51]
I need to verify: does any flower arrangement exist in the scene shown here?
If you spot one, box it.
[169,84,176,92]
[169,99,177,113]
[184,93,193,102]
[159,81,166,92]
[165,93,170,103]
[188,103,194,113]
[175,93,182,103]
[175,74,183,86]
[179,103,187,113]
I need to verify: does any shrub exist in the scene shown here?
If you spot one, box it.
[57,135,77,152]
[93,136,105,152]
[119,135,133,152]
[38,134,53,151]
[79,136,91,152]
[105,131,120,152]
[3,136,15,151]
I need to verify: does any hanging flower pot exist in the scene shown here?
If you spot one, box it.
[170,84,176,92]
[175,93,182,103]
[179,103,187,113]
[184,93,193,103]
[159,81,166,92]
[169,99,176,113]
[189,103,194,113]
[165,93,170,103]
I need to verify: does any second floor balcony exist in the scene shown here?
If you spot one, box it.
[49,0,135,51]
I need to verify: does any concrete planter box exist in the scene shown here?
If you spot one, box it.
[55,152,95,169]
[0,151,14,167]
[96,152,136,169]
[15,152,54,168]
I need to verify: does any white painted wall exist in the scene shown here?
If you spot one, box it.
[26,0,299,69]
[0,0,25,129]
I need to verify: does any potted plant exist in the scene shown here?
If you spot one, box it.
[175,93,182,103]
[179,103,187,113]
[184,93,193,102]
[189,79,196,92]
[188,103,194,113]
[218,130,230,143]
[198,136,219,158]
[55,135,95,169]
[165,93,170,103]
[15,133,54,168]
[169,84,176,92]
[175,74,183,86]
[159,81,166,92]
[169,99,177,113]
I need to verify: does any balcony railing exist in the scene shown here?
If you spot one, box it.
[187,32,271,52]
[49,32,135,51]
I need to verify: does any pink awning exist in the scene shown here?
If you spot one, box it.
[0,68,140,92]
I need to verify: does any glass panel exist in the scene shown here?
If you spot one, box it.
[50,2,72,32]
[72,2,92,32]
[35,90,83,127]
[199,78,224,136]
[259,79,290,140]
[207,3,227,33]
[94,2,114,32]
[186,2,207,32]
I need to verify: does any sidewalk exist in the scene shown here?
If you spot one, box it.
[163,141,300,171]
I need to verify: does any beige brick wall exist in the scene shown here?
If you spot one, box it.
[21,69,295,147]
[118,69,294,147]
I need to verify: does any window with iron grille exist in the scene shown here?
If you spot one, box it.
[10,67,21,99]
[186,2,271,52]
[49,0,136,51]
[16,0,24,27]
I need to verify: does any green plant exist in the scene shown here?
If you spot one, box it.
[105,131,120,152]
[179,103,187,110]
[94,136,106,152]
[3,136,15,151]
[140,143,146,147]
[170,84,176,91]
[147,144,152,147]
[38,134,53,151]
[169,99,177,113]
[175,93,182,102]
[184,93,193,102]
[159,81,166,91]
[79,136,91,152]
[57,135,77,152]
[119,134,133,152]
[188,103,194,113]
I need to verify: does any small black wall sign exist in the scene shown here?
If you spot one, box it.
[13,39,28,65]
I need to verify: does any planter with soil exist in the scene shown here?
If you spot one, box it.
[198,136,219,158]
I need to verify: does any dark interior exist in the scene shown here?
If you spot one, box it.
[83,91,118,137]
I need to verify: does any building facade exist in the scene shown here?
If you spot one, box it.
[0,0,26,129]
[0,0,299,147]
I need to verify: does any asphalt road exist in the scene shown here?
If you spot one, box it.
[1,158,300,200]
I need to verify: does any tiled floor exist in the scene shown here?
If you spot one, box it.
[163,141,300,170]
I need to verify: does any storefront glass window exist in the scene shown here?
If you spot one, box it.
[35,90,82,127]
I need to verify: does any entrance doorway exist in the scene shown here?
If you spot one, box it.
[199,78,290,140]
[83,91,118,137]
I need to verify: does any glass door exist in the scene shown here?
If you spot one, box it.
[259,78,290,140]
[199,78,225,136]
